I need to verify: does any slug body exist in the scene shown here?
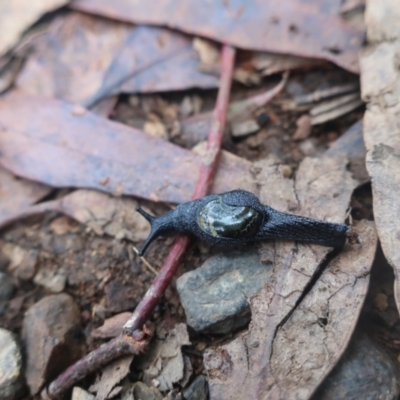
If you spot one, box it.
[136,189,349,256]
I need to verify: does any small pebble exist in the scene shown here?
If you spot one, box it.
[23,293,84,395]
[34,269,67,293]
[0,328,25,400]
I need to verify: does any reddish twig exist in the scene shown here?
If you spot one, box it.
[47,44,236,398]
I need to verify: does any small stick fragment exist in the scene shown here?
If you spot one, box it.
[132,246,158,276]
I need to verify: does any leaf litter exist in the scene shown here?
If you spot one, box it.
[0,1,397,400]
[72,0,363,72]
[15,12,217,107]
[360,0,400,312]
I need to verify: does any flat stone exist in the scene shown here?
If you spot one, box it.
[22,293,85,395]
[0,272,15,316]
[0,328,25,400]
[176,248,272,334]
[132,381,162,400]
[182,375,208,400]
[312,332,399,400]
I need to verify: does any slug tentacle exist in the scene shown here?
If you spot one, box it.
[135,190,350,255]
[136,207,177,256]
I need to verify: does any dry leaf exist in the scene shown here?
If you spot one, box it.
[204,155,376,399]
[90,356,133,400]
[0,94,255,204]
[16,13,217,106]
[136,323,191,392]
[360,0,400,311]
[72,0,363,72]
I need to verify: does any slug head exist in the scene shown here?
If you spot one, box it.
[136,207,177,256]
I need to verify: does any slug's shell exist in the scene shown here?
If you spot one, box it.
[197,197,262,239]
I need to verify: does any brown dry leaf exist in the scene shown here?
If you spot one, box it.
[86,25,217,106]
[136,323,191,392]
[0,94,255,204]
[72,0,363,73]
[0,0,69,57]
[16,12,217,106]
[90,355,133,400]
[91,312,131,339]
[360,0,400,311]
[0,165,51,226]
[16,12,132,105]
[204,156,377,399]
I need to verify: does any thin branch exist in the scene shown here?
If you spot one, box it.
[47,44,236,398]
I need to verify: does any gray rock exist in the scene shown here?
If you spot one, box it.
[182,375,208,400]
[0,272,15,316]
[176,248,272,334]
[0,328,25,400]
[313,332,400,400]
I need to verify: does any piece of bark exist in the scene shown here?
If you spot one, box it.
[72,0,363,73]
[360,0,400,312]
[0,94,255,205]
[204,155,376,399]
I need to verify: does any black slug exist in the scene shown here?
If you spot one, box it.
[136,189,350,256]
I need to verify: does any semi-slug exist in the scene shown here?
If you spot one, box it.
[136,189,350,256]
